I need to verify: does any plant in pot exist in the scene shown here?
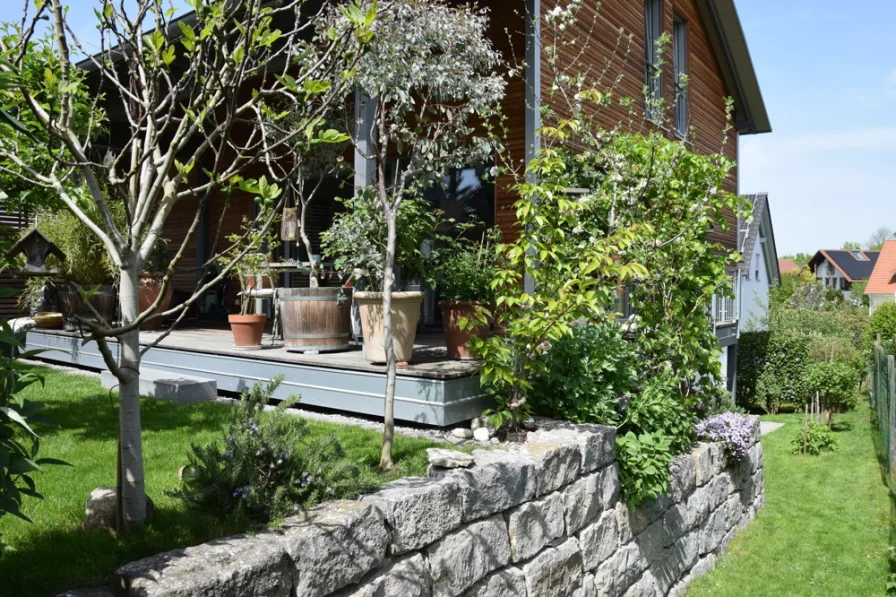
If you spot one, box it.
[218,218,280,350]
[430,228,500,360]
[138,238,173,330]
[321,192,444,363]
[26,207,120,327]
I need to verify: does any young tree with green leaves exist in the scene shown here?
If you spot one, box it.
[0,0,373,529]
[331,0,505,470]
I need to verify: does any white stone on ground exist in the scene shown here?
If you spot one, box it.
[473,427,490,442]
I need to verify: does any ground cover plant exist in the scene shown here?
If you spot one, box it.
[686,408,889,597]
[0,365,449,597]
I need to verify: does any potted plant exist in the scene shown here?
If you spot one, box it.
[138,238,172,330]
[432,229,498,360]
[322,193,444,363]
[27,208,120,327]
[219,218,280,350]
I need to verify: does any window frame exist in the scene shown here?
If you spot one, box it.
[644,0,663,121]
[672,12,689,136]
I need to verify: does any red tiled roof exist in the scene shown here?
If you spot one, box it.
[865,240,896,295]
[778,258,800,274]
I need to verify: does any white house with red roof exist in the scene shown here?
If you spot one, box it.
[865,240,896,314]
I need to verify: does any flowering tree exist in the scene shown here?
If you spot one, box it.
[329,0,505,470]
[0,0,373,529]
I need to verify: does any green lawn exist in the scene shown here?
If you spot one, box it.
[0,365,448,597]
[687,407,890,597]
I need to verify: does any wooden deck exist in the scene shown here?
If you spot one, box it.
[26,327,487,426]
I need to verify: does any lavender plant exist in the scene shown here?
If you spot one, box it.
[172,377,370,524]
[694,413,754,462]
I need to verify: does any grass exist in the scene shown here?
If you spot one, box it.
[687,407,890,597]
[0,364,450,597]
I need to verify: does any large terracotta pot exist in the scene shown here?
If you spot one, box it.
[439,300,488,360]
[279,287,353,353]
[228,313,267,349]
[138,274,173,330]
[354,291,423,363]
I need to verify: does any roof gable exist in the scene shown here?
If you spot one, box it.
[866,240,896,295]
[737,192,779,283]
[809,249,880,282]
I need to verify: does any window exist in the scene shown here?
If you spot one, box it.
[853,251,868,261]
[672,13,688,135]
[644,0,662,120]
[755,253,760,281]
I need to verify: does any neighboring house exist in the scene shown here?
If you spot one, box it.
[735,193,780,330]
[777,258,801,275]
[865,240,896,314]
[808,249,880,301]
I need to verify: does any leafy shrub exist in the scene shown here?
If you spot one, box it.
[173,378,370,524]
[615,431,673,507]
[803,362,860,415]
[736,330,771,410]
[807,334,865,378]
[868,302,896,346]
[0,318,68,551]
[530,324,634,426]
[691,386,744,419]
[791,422,837,456]
[745,331,810,413]
[694,413,754,461]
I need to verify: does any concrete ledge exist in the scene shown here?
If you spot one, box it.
[101,368,216,404]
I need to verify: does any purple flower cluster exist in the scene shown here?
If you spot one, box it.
[694,413,753,461]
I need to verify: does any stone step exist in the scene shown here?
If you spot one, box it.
[101,368,216,404]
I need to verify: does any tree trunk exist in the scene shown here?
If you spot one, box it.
[116,265,147,529]
[379,212,397,472]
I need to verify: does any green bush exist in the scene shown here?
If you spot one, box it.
[804,362,860,415]
[0,318,68,551]
[739,330,810,413]
[807,334,865,378]
[791,422,837,456]
[173,378,372,524]
[868,302,896,345]
[615,431,673,507]
[529,324,634,425]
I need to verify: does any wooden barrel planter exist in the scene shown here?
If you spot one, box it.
[59,284,117,327]
[279,287,353,353]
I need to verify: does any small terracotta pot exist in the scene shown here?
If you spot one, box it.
[228,313,267,349]
[439,300,489,360]
[138,274,173,330]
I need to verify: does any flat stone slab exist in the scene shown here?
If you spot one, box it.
[759,422,784,436]
[101,368,216,404]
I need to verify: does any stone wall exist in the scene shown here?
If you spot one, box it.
[107,418,764,597]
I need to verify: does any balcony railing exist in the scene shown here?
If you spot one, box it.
[713,270,739,326]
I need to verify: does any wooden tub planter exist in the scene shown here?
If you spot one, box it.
[278,287,353,353]
[59,284,117,328]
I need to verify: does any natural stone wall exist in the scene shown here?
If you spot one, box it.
[103,417,764,597]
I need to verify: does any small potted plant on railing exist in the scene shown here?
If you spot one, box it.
[219,218,280,350]
[431,228,499,360]
[321,193,445,363]
[138,238,172,330]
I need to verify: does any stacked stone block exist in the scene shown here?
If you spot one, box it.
[107,416,764,597]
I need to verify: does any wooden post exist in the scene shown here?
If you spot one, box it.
[888,356,896,479]
[803,404,808,455]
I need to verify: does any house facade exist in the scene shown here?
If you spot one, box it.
[808,249,880,301]
[865,240,896,314]
[736,193,780,330]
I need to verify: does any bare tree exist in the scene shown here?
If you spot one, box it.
[866,227,894,251]
[0,0,372,528]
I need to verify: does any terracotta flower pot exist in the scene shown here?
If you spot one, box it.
[228,313,267,349]
[354,291,423,363]
[138,274,173,330]
[439,300,488,360]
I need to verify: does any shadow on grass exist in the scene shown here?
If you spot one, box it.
[831,421,854,432]
[38,387,232,443]
[0,503,244,597]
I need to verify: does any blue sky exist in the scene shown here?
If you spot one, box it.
[1,0,890,256]
[737,0,896,255]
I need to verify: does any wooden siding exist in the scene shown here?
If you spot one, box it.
[537,0,740,250]
[0,209,30,319]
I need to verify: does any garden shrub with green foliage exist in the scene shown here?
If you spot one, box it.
[804,362,860,416]
[530,324,634,425]
[792,422,838,456]
[739,330,810,413]
[0,317,68,551]
[615,431,673,507]
[173,378,371,524]
[868,302,896,346]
